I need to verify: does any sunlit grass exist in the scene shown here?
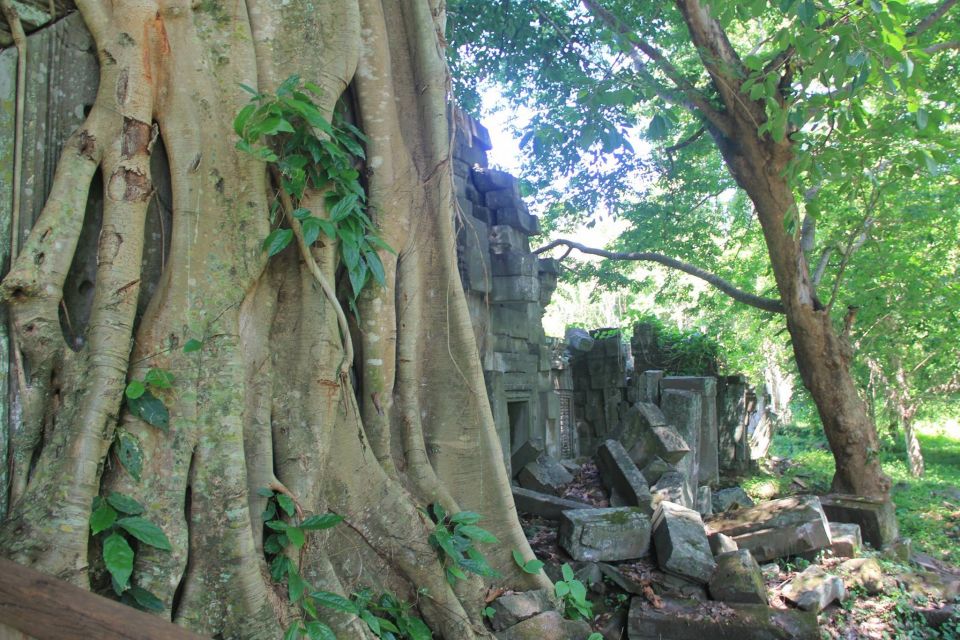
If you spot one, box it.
[743,417,960,565]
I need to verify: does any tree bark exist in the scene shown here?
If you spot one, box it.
[0,1,546,637]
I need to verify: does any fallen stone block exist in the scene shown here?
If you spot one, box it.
[651,470,693,510]
[640,456,672,485]
[596,439,652,511]
[829,522,863,558]
[488,588,554,632]
[709,532,738,556]
[708,550,767,604]
[558,507,652,562]
[838,557,884,595]
[782,565,846,613]
[712,487,755,513]
[652,501,716,584]
[494,610,593,640]
[697,486,713,517]
[510,440,543,478]
[819,494,899,548]
[705,495,832,563]
[617,402,668,449]
[627,596,820,640]
[517,456,573,496]
[598,563,644,595]
[512,487,591,520]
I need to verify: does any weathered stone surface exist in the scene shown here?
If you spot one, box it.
[598,563,645,595]
[661,376,719,486]
[782,565,846,612]
[647,428,690,464]
[659,389,701,505]
[820,494,899,548]
[558,507,652,562]
[512,487,591,520]
[838,558,884,595]
[709,532,739,556]
[717,375,749,472]
[472,167,514,192]
[596,439,652,511]
[492,251,538,277]
[640,456,673,485]
[510,440,543,477]
[497,206,541,235]
[697,486,713,517]
[488,589,555,631]
[625,402,669,436]
[829,522,863,559]
[708,550,768,605]
[705,496,832,563]
[566,327,595,353]
[712,487,755,513]
[651,471,694,510]
[628,597,820,640]
[491,275,540,303]
[517,456,573,496]
[652,501,716,584]
[637,370,664,404]
[494,610,593,640]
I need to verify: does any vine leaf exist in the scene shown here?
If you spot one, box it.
[90,503,117,535]
[116,516,173,551]
[263,228,294,256]
[103,533,134,593]
[116,429,143,482]
[127,390,170,431]
[106,491,145,515]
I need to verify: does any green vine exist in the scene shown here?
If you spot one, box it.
[89,492,172,611]
[234,75,393,314]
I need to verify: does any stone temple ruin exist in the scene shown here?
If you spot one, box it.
[451,112,902,639]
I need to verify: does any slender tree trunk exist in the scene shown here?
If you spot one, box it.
[712,121,891,500]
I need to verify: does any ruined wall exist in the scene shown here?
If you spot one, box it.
[451,111,567,474]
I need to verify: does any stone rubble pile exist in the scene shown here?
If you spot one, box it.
[501,367,903,639]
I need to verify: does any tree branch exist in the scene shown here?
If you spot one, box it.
[581,0,732,135]
[924,40,960,54]
[534,238,785,313]
[908,0,958,37]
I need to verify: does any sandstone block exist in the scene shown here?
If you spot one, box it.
[596,439,652,511]
[820,494,899,548]
[628,596,820,640]
[512,487,591,520]
[652,501,716,584]
[558,507,652,562]
[708,550,767,604]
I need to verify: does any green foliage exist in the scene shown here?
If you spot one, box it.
[124,367,174,431]
[425,503,500,586]
[627,313,723,376]
[234,76,392,312]
[553,563,594,621]
[89,492,170,610]
[260,489,435,639]
[305,587,432,640]
[511,549,544,574]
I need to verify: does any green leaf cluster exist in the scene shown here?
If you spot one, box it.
[553,564,594,622]
[234,76,393,312]
[90,492,171,611]
[125,367,174,432]
[425,503,500,586]
[305,588,432,640]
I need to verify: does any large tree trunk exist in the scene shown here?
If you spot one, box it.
[713,121,891,500]
[0,1,546,637]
